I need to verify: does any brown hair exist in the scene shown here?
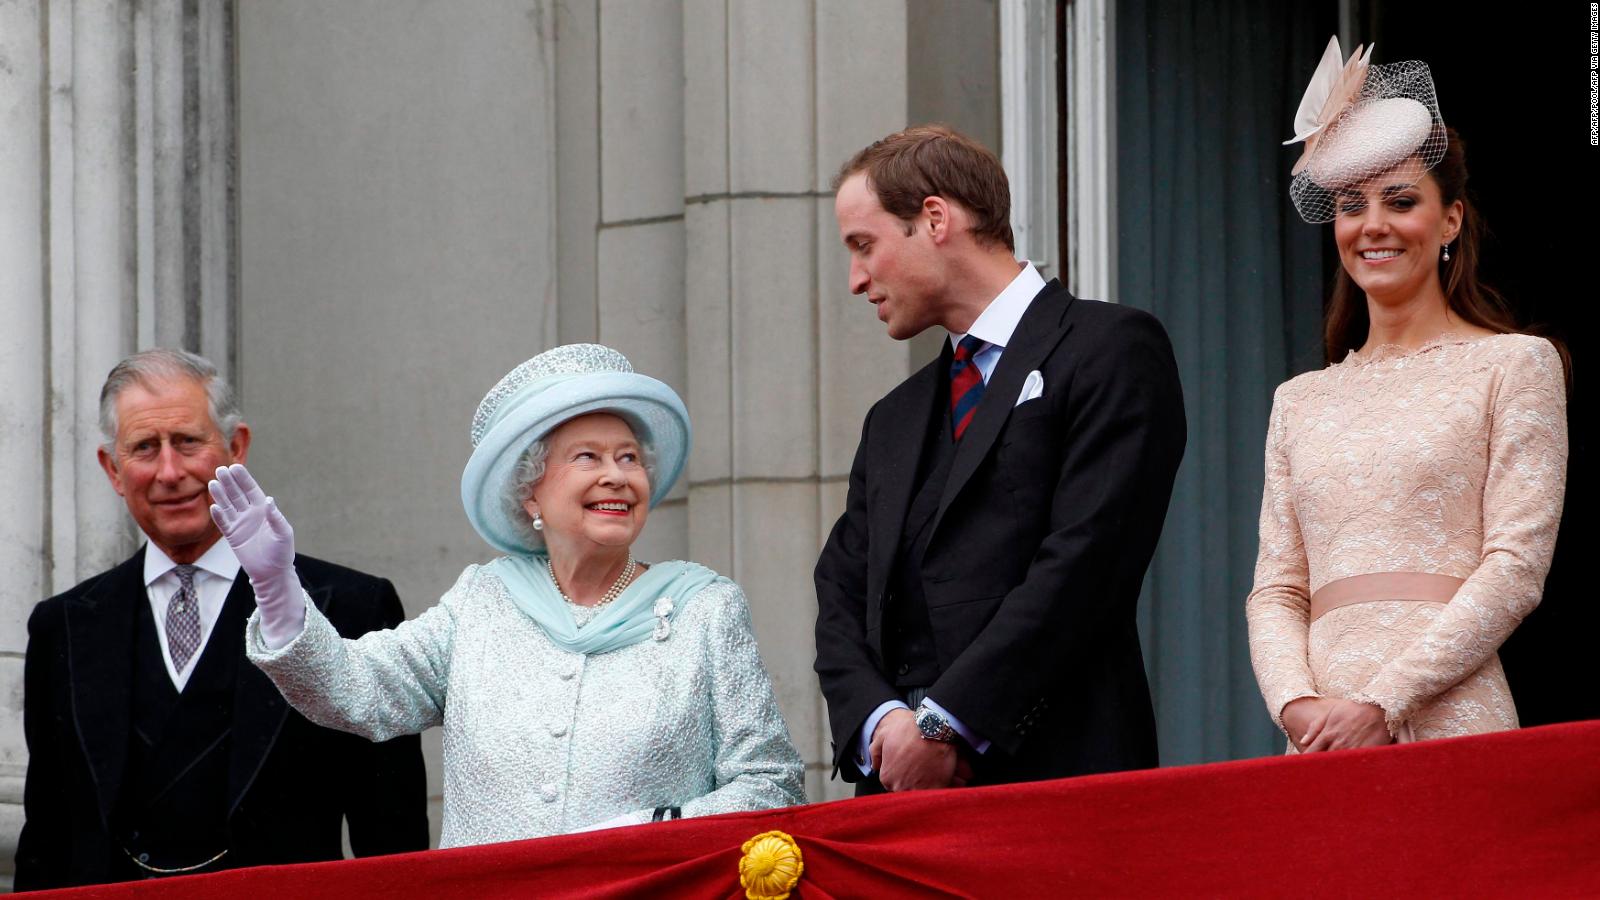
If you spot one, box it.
[1324,126,1568,383]
[833,124,1015,252]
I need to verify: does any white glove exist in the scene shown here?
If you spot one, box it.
[208,464,306,649]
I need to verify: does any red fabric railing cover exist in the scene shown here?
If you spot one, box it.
[30,720,1600,898]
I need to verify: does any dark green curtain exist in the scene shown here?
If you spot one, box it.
[1114,0,1335,764]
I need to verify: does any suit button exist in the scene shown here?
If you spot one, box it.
[550,724,567,738]
[896,663,910,676]
[540,783,559,802]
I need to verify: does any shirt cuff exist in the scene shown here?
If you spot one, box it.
[923,697,991,754]
[856,700,911,776]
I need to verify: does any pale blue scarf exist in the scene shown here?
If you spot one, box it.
[487,554,724,655]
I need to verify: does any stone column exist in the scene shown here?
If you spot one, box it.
[0,0,238,884]
[0,2,52,878]
[595,0,689,562]
[684,0,915,804]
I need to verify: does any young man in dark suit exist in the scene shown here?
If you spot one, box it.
[815,126,1186,794]
[15,349,428,890]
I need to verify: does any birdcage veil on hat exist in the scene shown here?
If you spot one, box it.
[1284,37,1446,223]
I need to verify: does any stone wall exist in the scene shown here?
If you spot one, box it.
[0,0,998,875]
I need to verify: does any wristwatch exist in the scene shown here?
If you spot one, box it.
[915,704,957,743]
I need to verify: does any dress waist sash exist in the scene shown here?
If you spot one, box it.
[1309,572,1465,622]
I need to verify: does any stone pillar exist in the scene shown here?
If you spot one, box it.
[0,0,238,884]
[595,0,689,562]
[684,0,915,804]
[0,2,51,880]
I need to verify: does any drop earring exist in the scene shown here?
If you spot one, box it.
[532,513,544,531]
[1442,243,1451,262]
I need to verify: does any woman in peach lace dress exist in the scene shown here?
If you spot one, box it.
[1245,42,1568,753]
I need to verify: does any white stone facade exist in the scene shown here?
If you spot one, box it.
[0,0,1022,875]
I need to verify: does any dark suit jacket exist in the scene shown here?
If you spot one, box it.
[815,281,1186,785]
[14,548,430,891]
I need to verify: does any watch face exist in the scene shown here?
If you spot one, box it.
[917,708,949,740]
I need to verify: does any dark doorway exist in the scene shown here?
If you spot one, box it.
[1368,3,1594,725]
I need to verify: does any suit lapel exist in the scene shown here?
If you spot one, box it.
[931,282,1077,539]
[227,568,322,816]
[66,549,146,831]
[866,347,950,611]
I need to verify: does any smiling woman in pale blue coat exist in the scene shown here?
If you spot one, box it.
[207,344,805,848]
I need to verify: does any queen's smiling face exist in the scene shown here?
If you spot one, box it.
[1332,164,1462,307]
[523,413,650,557]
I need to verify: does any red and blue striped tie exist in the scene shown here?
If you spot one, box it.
[950,335,987,440]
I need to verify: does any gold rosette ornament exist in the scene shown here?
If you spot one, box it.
[739,830,804,900]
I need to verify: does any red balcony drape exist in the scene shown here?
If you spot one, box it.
[29,720,1600,898]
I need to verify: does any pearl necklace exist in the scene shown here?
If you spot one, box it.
[546,555,638,608]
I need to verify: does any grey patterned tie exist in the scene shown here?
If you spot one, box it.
[167,564,202,671]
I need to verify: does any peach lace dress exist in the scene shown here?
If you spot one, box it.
[1246,333,1567,744]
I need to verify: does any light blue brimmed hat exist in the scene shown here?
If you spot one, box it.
[462,344,689,555]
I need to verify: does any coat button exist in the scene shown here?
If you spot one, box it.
[550,724,567,738]
[138,853,150,863]
[896,663,910,676]
[540,783,559,802]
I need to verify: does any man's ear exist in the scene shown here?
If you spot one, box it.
[923,195,951,244]
[228,421,252,465]
[98,445,126,498]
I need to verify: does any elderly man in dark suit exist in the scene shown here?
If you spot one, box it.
[15,349,428,891]
[815,126,1187,794]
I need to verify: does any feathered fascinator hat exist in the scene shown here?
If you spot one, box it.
[1284,36,1446,223]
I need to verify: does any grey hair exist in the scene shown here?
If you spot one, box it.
[503,428,658,550]
[99,348,242,449]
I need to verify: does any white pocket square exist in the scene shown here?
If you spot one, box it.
[1015,370,1044,407]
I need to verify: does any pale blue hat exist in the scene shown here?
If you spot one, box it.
[462,344,689,555]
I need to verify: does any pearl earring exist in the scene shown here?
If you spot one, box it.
[1442,243,1451,262]
[532,513,543,531]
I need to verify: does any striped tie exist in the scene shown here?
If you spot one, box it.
[167,564,202,671]
[950,335,987,440]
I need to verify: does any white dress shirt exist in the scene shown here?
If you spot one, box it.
[143,536,242,691]
[857,262,1048,774]
[947,261,1047,377]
